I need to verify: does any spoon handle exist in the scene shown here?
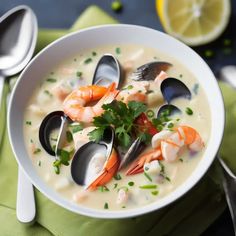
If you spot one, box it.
[16,167,36,223]
[0,75,4,111]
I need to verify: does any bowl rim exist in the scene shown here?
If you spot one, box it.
[8,24,225,219]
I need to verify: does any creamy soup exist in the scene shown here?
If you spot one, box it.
[24,44,211,211]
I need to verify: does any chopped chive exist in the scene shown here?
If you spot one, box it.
[46,78,57,83]
[139,185,157,189]
[44,90,53,97]
[53,160,61,167]
[70,124,83,133]
[128,181,134,186]
[204,49,214,58]
[54,165,60,174]
[151,191,159,196]
[179,74,183,78]
[50,137,58,142]
[122,206,126,208]
[144,172,152,182]
[92,51,97,56]
[115,47,121,54]
[185,107,193,115]
[179,158,183,162]
[223,39,232,46]
[37,160,41,166]
[104,202,109,209]
[127,85,133,90]
[114,173,122,180]
[76,71,83,77]
[73,58,77,62]
[98,186,110,192]
[146,90,154,95]
[146,109,154,118]
[165,176,171,182]
[66,131,73,143]
[113,183,118,189]
[111,0,123,12]
[30,139,33,143]
[153,56,158,60]
[33,148,41,154]
[167,122,174,128]
[84,58,92,64]
[159,161,165,173]
[26,121,32,125]
[157,125,163,131]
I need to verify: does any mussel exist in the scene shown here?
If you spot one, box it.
[71,127,120,190]
[92,54,123,88]
[157,104,181,118]
[160,77,191,103]
[39,111,71,156]
[132,61,172,81]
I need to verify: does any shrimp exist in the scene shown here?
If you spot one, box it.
[126,126,204,175]
[63,82,119,123]
[154,71,168,87]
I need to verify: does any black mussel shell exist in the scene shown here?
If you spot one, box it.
[39,111,68,156]
[157,104,181,118]
[119,137,145,170]
[161,78,191,103]
[92,54,123,88]
[71,126,115,186]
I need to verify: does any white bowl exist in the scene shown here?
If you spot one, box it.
[8,24,225,219]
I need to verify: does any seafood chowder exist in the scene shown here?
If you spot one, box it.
[24,44,210,211]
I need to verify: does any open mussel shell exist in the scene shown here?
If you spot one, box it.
[132,61,172,81]
[161,78,191,103]
[71,126,115,186]
[119,137,145,170]
[157,104,181,118]
[39,111,70,156]
[92,54,123,88]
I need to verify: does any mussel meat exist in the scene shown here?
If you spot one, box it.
[71,127,120,190]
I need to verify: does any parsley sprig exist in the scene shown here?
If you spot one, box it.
[88,100,147,148]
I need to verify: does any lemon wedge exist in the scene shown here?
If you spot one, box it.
[156,0,231,46]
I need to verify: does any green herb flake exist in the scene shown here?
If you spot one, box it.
[37,160,41,166]
[122,206,126,208]
[185,107,193,115]
[179,158,183,162]
[33,148,41,154]
[104,202,109,209]
[44,90,53,97]
[139,185,157,189]
[54,165,60,175]
[115,47,121,54]
[165,176,171,182]
[144,172,152,182]
[114,173,122,180]
[70,124,83,133]
[50,137,58,142]
[66,131,73,143]
[111,0,123,12]
[192,83,199,95]
[25,121,32,125]
[146,109,155,118]
[223,38,232,46]
[84,58,92,64]
[92,51,97,56]
[57,149,70,165]
[46,78,57,83]
[30,139,33,143]
[128,181,134,187]
[113,183,118,189]
[76,71,83,77]
[73,58,77,62]
[179,74,183,78]
[204,49,214,58]
[168,122,174,128]
[98,186,110,192]
[146,90,154,95]
[151,191,159,196]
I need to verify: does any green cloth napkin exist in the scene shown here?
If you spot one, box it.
[0,5,234,236]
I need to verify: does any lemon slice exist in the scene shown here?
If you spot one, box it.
[156,0,231,46]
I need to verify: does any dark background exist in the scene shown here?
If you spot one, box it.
[0,0,235,235]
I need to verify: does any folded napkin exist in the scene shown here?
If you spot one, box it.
[0,5,233,236]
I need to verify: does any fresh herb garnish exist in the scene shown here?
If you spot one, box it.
[146,109,154,118]
[54,165,60,175]
[139,185,157,189]
[204,49,214,58]
[70,123,83,133]
[151,191,159,196]
[92,51,97,56]
[165,176,171,182]
[128,181,134,186]
[115,47,121,54]
[46,78,57,83]
[66,131,73,143]
[88,101,147,148]
[33,148,41,154]
[113,183,118,189]
[223,38,232,46]
[57,149,71,166]
[144,172,152,182]
[114,173,122,180]
[37,160,41,166]
[104,202,109,209]
[76,71,83,77]
[111,0,123,12]
[122,85,133,90]
[26,121,32,125]
[192,83,199,95]
[44,90,53,97]
[185,107,193,115]
[179,74,183,78]
[179,158,183,162]
[84,58,92,64]
[98,186,110,192]
[146,90,154,95]
[167,122,174,129]
[122,206,126,208]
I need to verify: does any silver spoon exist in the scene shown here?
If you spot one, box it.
[218,65,236,235]
[0,5,38,223]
